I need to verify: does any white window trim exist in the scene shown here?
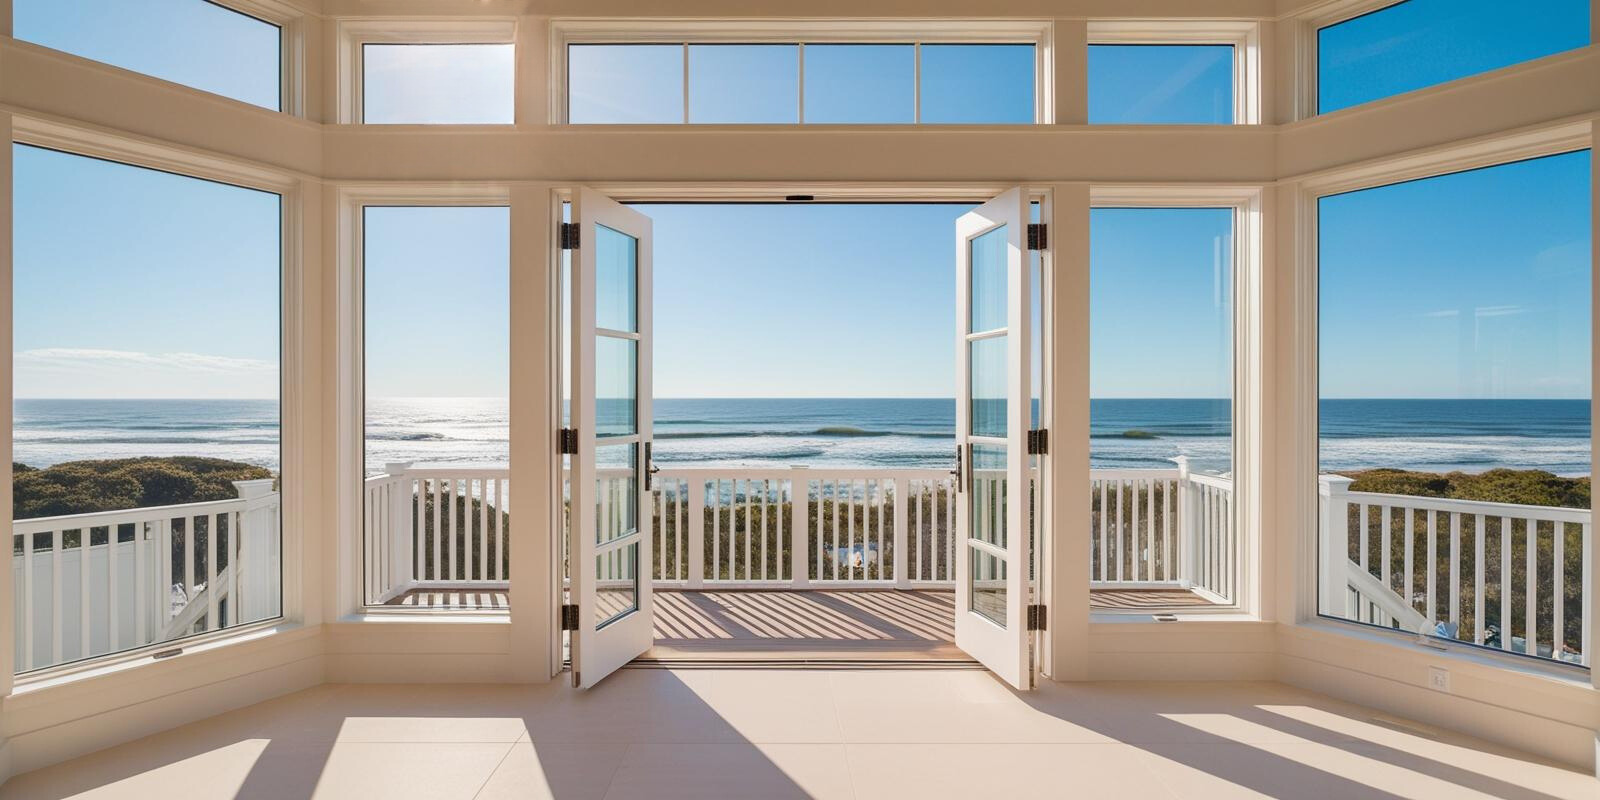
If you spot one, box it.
[335,184,513,618]
[334,18,519,124]
[1086,20,1263,125]
[7,114,307,687]
[1088,185,1266,617]
[548,19,1054,125]
[1291,118,1595,679]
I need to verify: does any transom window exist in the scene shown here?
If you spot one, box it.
[1088,45,1235,124]
[566,40,1038,124]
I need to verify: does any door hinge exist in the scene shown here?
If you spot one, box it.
[560,604,580,631]
[1027,604,1047,631]
[559,222,580,250]
[1026,428,1048,455]
[558,427,579,454]
[1027,223,1047,251]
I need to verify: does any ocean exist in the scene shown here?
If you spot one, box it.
[10,397,1593,477]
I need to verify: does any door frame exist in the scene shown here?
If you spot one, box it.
[544,184,1066,683]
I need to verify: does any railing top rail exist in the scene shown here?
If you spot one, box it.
[652,466,954,481]
[395,465,511,478]
[1090,468,1183,481]
[1342,489,1590,523]
[12,495,273,533]
[1189,472,1234,490]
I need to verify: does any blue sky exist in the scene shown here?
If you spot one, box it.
[10,2,1594,401]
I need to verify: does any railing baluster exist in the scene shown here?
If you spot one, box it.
[1474,513,1486,645]
[1449,512,1461,629]
[1425,509,1437,625]
[431,478,442,583]
[79,526,91,658]
[1501,515,1512,652]
[1554,519,1565,660]
[1525,517,1537,657]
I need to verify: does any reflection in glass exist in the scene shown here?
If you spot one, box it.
[1088,45,1233,124]
[596,336,637,437]
[969,224,1009,333]
[596,224,638,332]
[596,443,639,546]
[970,546,1007,626]
[803,44,914,123]
[595,541,639,627]
[568,44,684,124]
[363,44,514,124]
[688,44,799,124]
[969,444,1008,548]
[919,44,1036,124]
[970,337,1007,438]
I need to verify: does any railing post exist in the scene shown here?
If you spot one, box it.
[1172,456,1196,588]
[1319,475,1355,620]
[231,478,278,624]
[385,462,414,600]
[892,476,909,589]
[687,478,706,589]
[791,467,811,590]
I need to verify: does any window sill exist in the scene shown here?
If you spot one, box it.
[344,607,510,624]
[1286,616,1592,691]
[10,619,308,697]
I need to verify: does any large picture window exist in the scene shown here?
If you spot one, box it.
[362,206,510,608]
[12,144,283,672]
[15,0,282,111]
[1316,150,1593,666]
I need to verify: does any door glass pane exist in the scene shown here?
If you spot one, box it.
[595,443,639,546]
[970,337,1007,438]
[595,541,639,627]
[596,224,638,332]
[596,336,637,437]
[969,224,1008,333]
[803,44,914,123]
[688,44,799,124]
[969,444,1008,548]
[970,546,1007,626]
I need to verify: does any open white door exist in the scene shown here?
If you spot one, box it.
[569,187,654,688]
[954,187,1034,690]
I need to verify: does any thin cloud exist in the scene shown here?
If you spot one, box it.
[15,348,276,374]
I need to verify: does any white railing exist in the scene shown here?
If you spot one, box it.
[1319,475,1590,666]
[11,479,280,672]
[1089,457,1234,601]
[363,462,510,604]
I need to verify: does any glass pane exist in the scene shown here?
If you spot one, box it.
[1318,0,1589,114]
[569,44,684,124]
[12,144,282,672]
[970,337,1007,438]
[363,44,514,124]
[803,44,915,124]
[919,44,1035,124]
[596,336,638,438]
[1088,45,1234,124]
[969,224,1008,333]
[15,0,280,110]
[595,443,639,546]
[969,545,1007,626]
[596,224,638,332]
[969,444,1008,548]
[595,541,639,627]
[688,44,800,123]
[1317,150,1592,665]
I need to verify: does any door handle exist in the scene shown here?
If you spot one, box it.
[951,444,963,493]
[644,441,659,490]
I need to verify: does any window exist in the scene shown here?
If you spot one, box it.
[362,44,515,124]
[565,41,1037,124]
[1091,207,1236,604]
[363,206,510,608]
[14,0,281,110]
[12,144,283,672]
[1317,0,1590,114]
[1316,150,1593,666]
[1088,45,1235,124]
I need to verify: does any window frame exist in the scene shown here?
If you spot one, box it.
[549,19,1054,125]
[336,185,514,616]
[1293,119,1596,677]
[7,113,305,687]
[336,18,519,125]
[1087,185,1265,616]
[1086,20,1261,125]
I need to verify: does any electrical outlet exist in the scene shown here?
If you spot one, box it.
[1428,666,1451,693]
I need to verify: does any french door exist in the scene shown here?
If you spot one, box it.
[568,187,654,688]
[953,187,1034,690]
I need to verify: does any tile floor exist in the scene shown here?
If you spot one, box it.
[2,670,1592,799]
